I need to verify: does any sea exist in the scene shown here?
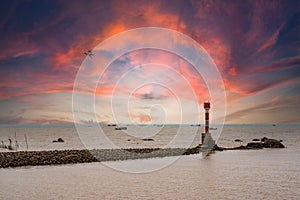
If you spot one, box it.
[0,124,299,199]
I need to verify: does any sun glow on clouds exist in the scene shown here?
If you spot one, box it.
[91,50,206,124]
[0,0,299,124]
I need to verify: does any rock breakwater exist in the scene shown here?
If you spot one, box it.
[0,148,200,168]
[0,137,285,168]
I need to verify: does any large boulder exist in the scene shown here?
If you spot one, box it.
[246,142,264,149]
[263,139,285,148]
[233,145,247,150]
[213,144,224,151]
[261,137,269,142]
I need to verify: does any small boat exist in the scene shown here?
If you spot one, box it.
[209,127,217,130]
[115,127,127,130]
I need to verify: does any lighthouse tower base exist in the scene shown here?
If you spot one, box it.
[201,133,206,144]
[201,133,215,151]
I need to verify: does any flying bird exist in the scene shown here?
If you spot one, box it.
[84,50,94,57]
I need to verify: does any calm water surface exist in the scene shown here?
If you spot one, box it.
[0,125,299,199]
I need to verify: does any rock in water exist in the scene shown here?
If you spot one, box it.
[142,138,154,141]
[234,139,242,142]
[246,142,264,149]
[263,139,285,148]
[261,137,268,142]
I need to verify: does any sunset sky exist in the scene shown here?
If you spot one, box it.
[0,0,299,124]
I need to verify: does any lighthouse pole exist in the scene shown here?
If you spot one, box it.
[204,102,210,134]
[202,102,210,144]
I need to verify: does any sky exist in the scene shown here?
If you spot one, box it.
[0,0,299,124]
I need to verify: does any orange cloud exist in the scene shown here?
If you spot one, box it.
[257,23,284,53]
[96,85,115,96]
[229,67,237,76]
[130,113,151,123]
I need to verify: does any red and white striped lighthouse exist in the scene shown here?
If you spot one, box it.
[204,102,210,134]
[201,101,215,149]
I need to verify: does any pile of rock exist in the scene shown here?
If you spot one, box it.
[215,137,285,151]
[246,137,285,149]
[1,148,198,168]
[0,137,286,168]
[0,149,97,168]
[52,138,64,143]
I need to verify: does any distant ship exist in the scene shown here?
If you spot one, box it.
[190,124,201,126]
[115,127,127,130]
